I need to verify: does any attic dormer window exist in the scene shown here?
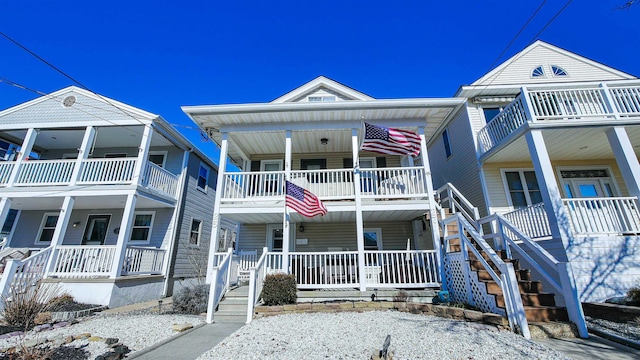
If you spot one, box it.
[551,66,568,77]
[531,66,545,78]
[308,96,336,102]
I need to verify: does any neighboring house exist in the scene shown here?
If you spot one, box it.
[0,86,237,308]
[183,76,466,293]
[428,40,640,302]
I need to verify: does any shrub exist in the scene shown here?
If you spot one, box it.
[1,281,60,330]
[172,284,209,314]
[261,273,297,306]
[627,284,640,306]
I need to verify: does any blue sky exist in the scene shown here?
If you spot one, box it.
[1,1,639,162]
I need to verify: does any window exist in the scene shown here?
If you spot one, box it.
[551,66,568,77]
[482,107,502,124]
[308,96,336,102]
[216,228,228,251]
[82,215,111,245]
[130,212,154,242]
[197,163,210,192]
[363,228,383,250]
[531,66,545,78]
[1,209,19,239]
[558,168,617,198]
[190,219,202,245]
[300,159,327,170]
[503,170,542,208]
[148,151,167,168]
[37,213,59,244]
[442,129,452,158]
[104,153,127,158]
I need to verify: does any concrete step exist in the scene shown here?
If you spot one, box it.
[296,289,438,303]
[220,297,248,305]
[218,303,248,312]
[211,313,246,323]
[528,321,579,339]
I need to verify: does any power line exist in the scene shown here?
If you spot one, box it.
[529,0,574,43]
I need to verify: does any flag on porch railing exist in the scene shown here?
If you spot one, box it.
[285,180,328,217]
[361,122,421,156]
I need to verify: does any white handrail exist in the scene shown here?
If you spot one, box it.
[122,246,166,275]
[0,247,51,310]
[50,245,116,278]
[0,162,15,185]
[206,248,233,324]
[143,162,179,197]
[14,159,76,185]
[502,203,552,239]
[562,197,640,235]
[78,157,137,184]
[436,182,480,226]
[246,247,269,324]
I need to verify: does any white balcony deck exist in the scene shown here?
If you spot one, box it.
[221,166,428,202]
[0,158,179,199]
[477,84,640,155]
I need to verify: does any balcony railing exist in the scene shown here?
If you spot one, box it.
[221,166,426,202]
[122,246,166,275]
[502,203,552,239]
[0,158,178,198]
[477,84,640,155]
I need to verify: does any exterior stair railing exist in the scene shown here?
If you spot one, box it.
[246,247,269,324]
[478,214,588,338]
[0,247,52,311]
[442,213,531,338]
[206,248,233,324]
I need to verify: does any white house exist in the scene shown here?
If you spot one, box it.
[0,86,238,308]
[428,40,640,304]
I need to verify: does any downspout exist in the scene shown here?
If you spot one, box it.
[162,148,192,297]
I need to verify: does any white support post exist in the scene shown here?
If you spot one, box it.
[70,126,95,185]
[7,128,39,186]
[206,133,228,284]
[110,193,137,279]
[0,198,12,247]
[607,127,640,199]
[44,196,75,277]
[282,130,292,273]
[352,128,367,291]
[599,83,621,119]
[525,130,572,254]
[133,125,153,186]
[418,127,442,280]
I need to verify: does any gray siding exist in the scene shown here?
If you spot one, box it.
[428,106,487,215]
[169,152,217,279]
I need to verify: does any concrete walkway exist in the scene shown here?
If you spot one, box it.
[129,322,245,360]
[535,334,640,360]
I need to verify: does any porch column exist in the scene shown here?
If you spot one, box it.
[418,126,442,280]
[7,128,39,186]
[525,130,572,252]
[0,198,12,246]
[352,128,367,291]
[206,132,228,283]
[133,124,154,186]
[44,196,74,277]
[282,130,292,272]
[110,193,137,279]
[607,126,640,198]
[70,126,95,185]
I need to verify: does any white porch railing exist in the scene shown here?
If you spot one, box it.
[290,251,359,289]
[206,248,233,324]
[563,197,640,235]
[360,167,427,198]
[290,169,355,199]
[503,203,552,239]
[479,214,588,338]
[49,246,117,278]
[222,171,285,201]
[143,162,179,197]
[477,84,640,155]
[78,157,137,184]
[122,246,166,275]
[0,162,15,186]
[0,247,51,310]
[14,159,76,186]
[363,250,440,287]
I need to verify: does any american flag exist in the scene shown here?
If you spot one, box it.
[361,123,421,156]
[285,181,328,217]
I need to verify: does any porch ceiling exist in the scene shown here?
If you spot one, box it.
[7,193,174,211]
[483,126,640,163]
[183,99,466,165]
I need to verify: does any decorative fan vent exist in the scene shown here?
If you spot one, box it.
[62,96,76,107]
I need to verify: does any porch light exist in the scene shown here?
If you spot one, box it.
[73,221,81,228]
[320,138,328,145]
[299,224,305,232]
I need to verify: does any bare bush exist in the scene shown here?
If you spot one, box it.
[172,284,209,314]
[1,281,61,330]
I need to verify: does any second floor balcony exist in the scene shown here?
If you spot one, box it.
[477,83,640,156]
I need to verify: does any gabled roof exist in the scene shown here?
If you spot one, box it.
[270,76,374,103]
[470,40,636,88]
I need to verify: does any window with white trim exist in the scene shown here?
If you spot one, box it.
[502,170,542,208]
[531,66,545,78]
[308,96,336,102]
[148,151,167,168]
[197,162,210,192]
[36,213,59,244]
[190,219,202,245]
[551,65,568,77]
[130,212,154,243]
[443,128,452,158]
[363,228,383,250]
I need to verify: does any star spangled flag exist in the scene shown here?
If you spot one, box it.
[361,123,421,156]
[285,180,328,217]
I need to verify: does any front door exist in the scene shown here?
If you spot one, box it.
[573,180,607,198]
[82,215,111,245]
[260,160,283,196]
